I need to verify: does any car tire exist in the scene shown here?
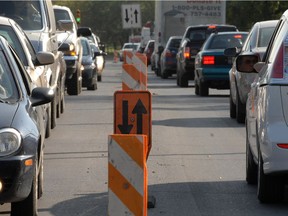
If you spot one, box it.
[67,69,81,95]
[161,68,168,79]
[56,79,61,118]
[230,89,236,118]
[257,150,284,203]
[246,132,257,184]
[97,74,102,82]
[50,97,57,129]
[45,108,51,139]
[195,82,199,95]
[60,93,65,114]
[236,88,246,123]
[199,81,209,96]
[38,150,44,199]
[11,158,38,216]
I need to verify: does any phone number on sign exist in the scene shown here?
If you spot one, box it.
[190,11,222,17]
[172,5,222,12]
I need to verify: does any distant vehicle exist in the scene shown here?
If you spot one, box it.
[0,16,56,138]
[143,40,155,65]
[53,5,83,96]
[154,1,227,74]
[159,36,182,79]
[225,20,277,123]
[176,24,239,87]
[80,37,97,90]
[0,35,54,216]
[194,32,248,96]
[243,11,288,203]
[119,42,140,61]
[90,42,107,82]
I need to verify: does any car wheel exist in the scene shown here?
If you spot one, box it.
[50,97,57,129]
[179,73,188,87]
[230,89,236,119]
[199,81,209,96]
[236,88,246,123]
[67,69,81,95]
[60,93,65,114]
[97,74,102,82]
[161,68,168,79]
[246,131,257,184]
[195,81,199,95]
[257,150,284,203]
[11,158,38,216]
[38,150,44,199]
[56,79,61,118]
[45,108,51,139]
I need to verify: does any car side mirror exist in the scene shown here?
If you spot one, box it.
[35,52,55,66]
[236,54,259,73]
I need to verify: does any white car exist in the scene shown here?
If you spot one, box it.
[240,12,288,203]
[119,42,140,61]
[226,20,277,123]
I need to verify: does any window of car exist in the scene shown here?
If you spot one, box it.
[207,34,247,50]
[0,25,28,66]
[266,20,287,64]
[81,39,91,56]
[258,26,276,48]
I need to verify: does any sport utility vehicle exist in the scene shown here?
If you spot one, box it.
[176,24,238,87]
[54,5,83,96]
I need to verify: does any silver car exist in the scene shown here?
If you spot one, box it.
[227,20,277,123]
[239,12,288,203]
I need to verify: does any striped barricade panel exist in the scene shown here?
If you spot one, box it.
[122,64,147,90]
[108,134,148,216]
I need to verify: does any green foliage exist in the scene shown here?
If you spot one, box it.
[53,0,155,50]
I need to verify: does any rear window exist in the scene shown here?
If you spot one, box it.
[207,34,247,49]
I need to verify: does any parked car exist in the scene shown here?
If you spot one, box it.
[176,24,239,87]
[0,16,57,137]
[143,40,155,65]
[0,35,54,216]
[159,36,182,79]
[119,42,140,61]
[90,42,107,82]
[225,20,277,123]
[54,5,83,96]
[80,37,97,90]
[243,11,288,203]
[194,32,248,96]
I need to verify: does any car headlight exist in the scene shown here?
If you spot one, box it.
[0,128,21,156]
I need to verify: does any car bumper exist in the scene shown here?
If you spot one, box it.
[0,155,35,203]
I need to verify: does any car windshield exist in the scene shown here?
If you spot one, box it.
[0,52,18,100]
[81,40,91,56]
[258,27,276,47]
[54,9,71,31]
[0,1,43,31]
[208,34,247,49]
[0,25,28,66]
[123,44,139,50]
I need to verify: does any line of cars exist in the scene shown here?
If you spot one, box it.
[151,12,288,203]
[0,1,106,215]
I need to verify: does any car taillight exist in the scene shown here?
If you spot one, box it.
[202,56,215,65]
[184,47,190,59]
[271,44,283,78]
[165,50,172,57]
[277,143,288,149]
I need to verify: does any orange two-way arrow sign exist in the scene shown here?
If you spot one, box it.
[114,90,152,153]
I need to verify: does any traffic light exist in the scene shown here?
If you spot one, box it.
[76,9,81,24]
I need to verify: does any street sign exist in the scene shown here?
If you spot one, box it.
[121,4,141,29]
[114,90,151,150]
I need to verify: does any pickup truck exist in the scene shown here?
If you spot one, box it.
[0,0,70,129]
[176,24,238,87]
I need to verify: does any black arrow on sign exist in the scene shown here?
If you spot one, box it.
[125,9,129,23]
[118,100,133,134]
[134,9,138,23]
[132,99,147,134]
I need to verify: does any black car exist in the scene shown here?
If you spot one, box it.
[0,36,54,215]
[176,24,238,87]
[80,37,97,90]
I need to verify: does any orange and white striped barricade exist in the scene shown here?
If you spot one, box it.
[123,51,147,90]
[108,134,148,216]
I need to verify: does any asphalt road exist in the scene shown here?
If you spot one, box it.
[1,58,288,216]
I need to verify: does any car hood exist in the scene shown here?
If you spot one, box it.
[0,102,19,127]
